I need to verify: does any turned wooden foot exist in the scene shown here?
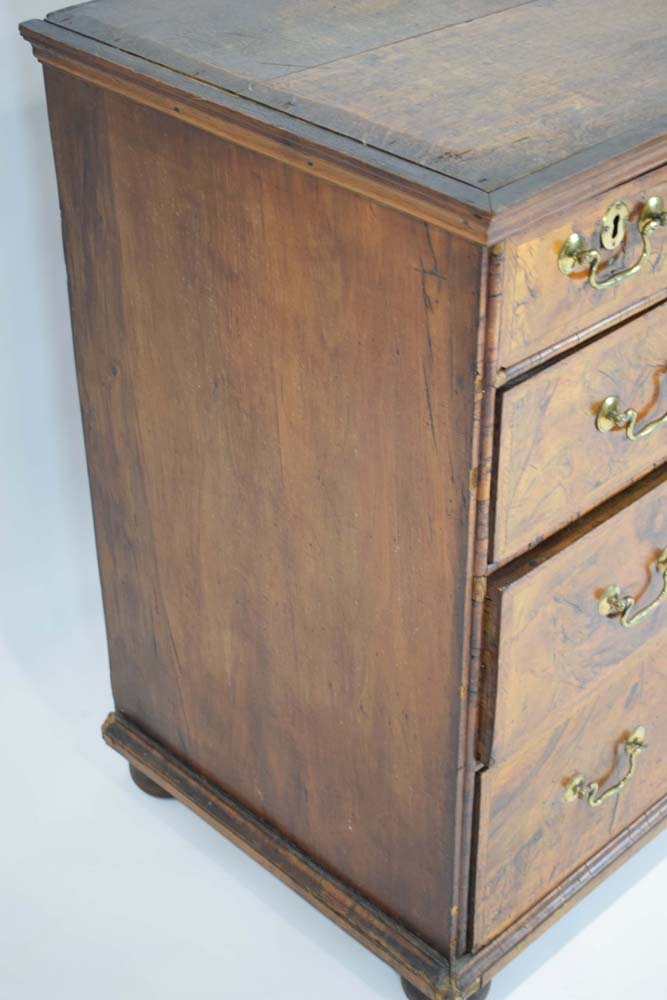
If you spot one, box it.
[401,977,491,1000]
[129,763,173,798]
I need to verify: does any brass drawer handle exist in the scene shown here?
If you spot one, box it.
[598,547,667,628]
[596,388,667,441]
[565,727,648,807]
[558,196,667,289]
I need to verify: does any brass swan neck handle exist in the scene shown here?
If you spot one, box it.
[559,196,667,290]
[598,547,667,629]
[596,379,667,442]
[565,727,648,808]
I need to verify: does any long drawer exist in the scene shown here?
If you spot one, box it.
[474,472,667,946]
[493,301,667,564]
[481,471,667,764]
[473,653,666,947]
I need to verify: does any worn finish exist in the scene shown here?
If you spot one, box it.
[48,0,525,86]
[44,65,482,953]
[104,712,452,999]
[475,471,667,944]
[481,469,667,766]
[402,977,491,1000]
[498,165,667,372]
[463,788,667,989]
[474,642,667,945]
[113,703,667,998]
[45,0,667,195]
[20,18,667,248]
[493,302,667,563]
[129,763,173,798]
[21,3,667,998]
[21,20,493,244]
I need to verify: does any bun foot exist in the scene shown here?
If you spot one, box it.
[401,977,491,1000]
[129,763,173,798]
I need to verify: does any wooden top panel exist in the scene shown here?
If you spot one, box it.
[49,0,522,82]
[46,0,667,195]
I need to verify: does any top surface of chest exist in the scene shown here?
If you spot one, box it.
[45,0,667,196]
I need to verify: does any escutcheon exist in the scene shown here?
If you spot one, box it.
[558,194,667,288]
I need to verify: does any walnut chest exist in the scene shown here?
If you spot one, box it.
[21,3,667,997]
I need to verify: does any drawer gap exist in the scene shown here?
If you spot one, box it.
[476,461,667,767]
[498,292,667,391]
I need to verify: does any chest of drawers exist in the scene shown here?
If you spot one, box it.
[21,2,667,997]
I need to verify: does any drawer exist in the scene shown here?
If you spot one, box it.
[480,470,667,767]
[474,471,667,946]
[498,165,667,374]
[473,651,667,947]
[493,301,667,564]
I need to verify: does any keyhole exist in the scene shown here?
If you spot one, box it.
[601,201,628,250]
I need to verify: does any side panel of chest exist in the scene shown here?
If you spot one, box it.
[44,65,484,953]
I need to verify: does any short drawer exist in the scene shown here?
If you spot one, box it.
[493,301,667,564]
[498,165,667,374]
[475,474,667,946]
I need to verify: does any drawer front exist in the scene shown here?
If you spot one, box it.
[473,653,667,947]
[498,165,667,374]
[494,302,667,564]
[481,472,667,766]
[474,473,667,945]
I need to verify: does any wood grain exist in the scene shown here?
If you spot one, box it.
[462,787,667,987]
[21,20,491,244]
[104,707,667,995]
[45,65,483,954]
[474,640,667,946]
[103,712,452,999]
[497,165,667,372]
[44,0,667,192]
[22,19,667,250]
[455,244,500,953]
[481,470,667,766]
[48,0,525,84]
[26,1,667,990]
[493,301,667,563]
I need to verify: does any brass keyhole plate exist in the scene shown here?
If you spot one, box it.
[601,200,629,250]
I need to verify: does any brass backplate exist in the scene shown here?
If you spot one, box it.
[598,584,623,617]
[558,231,588,274]
[596,395,622,433]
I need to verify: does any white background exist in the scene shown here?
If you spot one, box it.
[2,3,667,998]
